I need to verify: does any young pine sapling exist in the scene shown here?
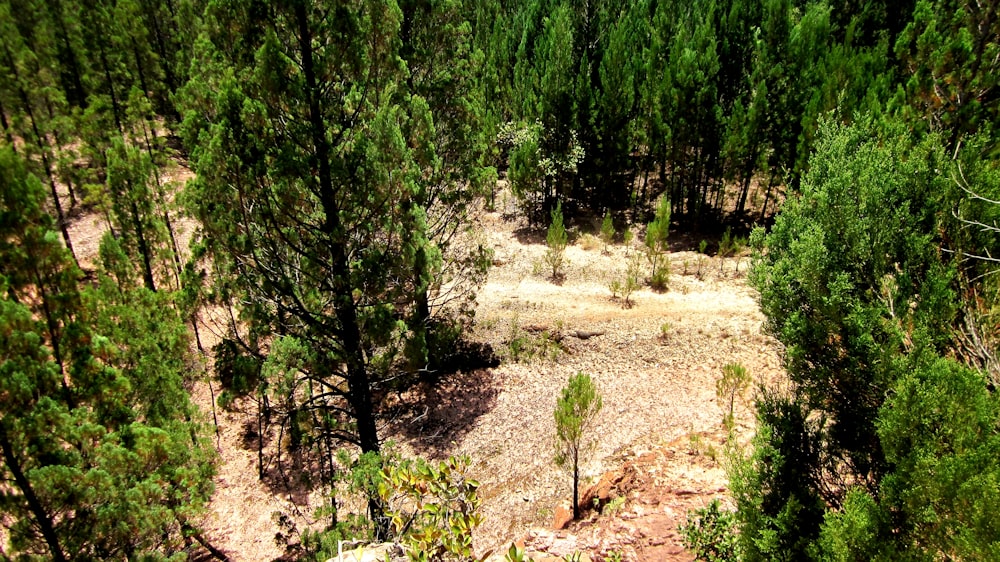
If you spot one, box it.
[545,201,568,280]
[555,372,603,520]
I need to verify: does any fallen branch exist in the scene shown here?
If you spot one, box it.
[569,330,606,340]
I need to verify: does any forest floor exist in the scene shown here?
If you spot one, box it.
[64,168,784,561]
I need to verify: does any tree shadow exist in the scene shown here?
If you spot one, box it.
[237,413,323,508]
[513,225,547,245]
[384,368,501,459]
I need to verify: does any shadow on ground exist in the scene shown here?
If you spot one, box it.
[385,368,502,459]
[513,225,547,246]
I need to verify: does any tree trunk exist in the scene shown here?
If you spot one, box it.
[98,42,124,133]
[736,140,760,215]
[1,42,78,266]
[295,1,385,537]
[140,120,184,290]
[42,98,77,209]
[410,238,431,366]
[179,521,230,562]
[257,394,265,480]
[142,3,179,116]
[0,99,14,148]
[131,40,150,99]
[50,0,87,107]
[760,171,777,222]
[128,194,157,292]
[572,451,580,520]
[0,427,69,562]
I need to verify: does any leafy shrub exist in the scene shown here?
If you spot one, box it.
[380,456,483,561]
[681,499,740,562]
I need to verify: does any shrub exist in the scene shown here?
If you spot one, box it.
[622,254,642,308]
[696,240,709,278]
[644,197,671,289]
[681,499,740,562]
[380,455,483,561]
[578,232,601,251]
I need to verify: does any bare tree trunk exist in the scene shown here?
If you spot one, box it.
[0,428,68,562]
[572,451,580,520]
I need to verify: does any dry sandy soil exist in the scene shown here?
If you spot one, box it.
[384,204,784,560]
[62,169,784,561]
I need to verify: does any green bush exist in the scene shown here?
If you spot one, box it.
[681,499,740,562]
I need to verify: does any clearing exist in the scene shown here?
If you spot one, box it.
[65,172,783,561]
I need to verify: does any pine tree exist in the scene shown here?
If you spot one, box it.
[180,0,489,536]
[554,372,603,520]
[545,199,568,279]
[105,135,168,292]
[895,0,1000,147]
[0,147,215,560]
[0,3,77,262]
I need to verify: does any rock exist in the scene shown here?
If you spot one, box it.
[581,469,625,512]
[553,506,573,530]
[526,529,555,551]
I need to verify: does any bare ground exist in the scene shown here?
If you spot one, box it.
[60,170,783,560]
[377,206,784,559]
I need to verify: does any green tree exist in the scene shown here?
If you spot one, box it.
[644,196,670,289]
[0,147,215,560]
[895,0,1000,147]
[180,0,488,537]
[104,136,169,292]
[0,3,77,262]
[396,0,494,371]
[716,362,751,427]
[600,210,615,253]
[554,372,603,520]
[545,199,568,279]
[750,119,955,491]
[743,117,1000,558]
[592,3,643,209]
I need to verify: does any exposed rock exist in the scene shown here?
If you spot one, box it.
[580,469,625,512]
[552,506,573,530]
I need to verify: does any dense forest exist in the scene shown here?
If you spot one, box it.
[0,0,997,560]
